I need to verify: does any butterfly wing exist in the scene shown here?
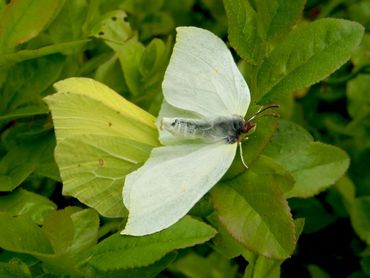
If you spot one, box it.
[121,142,237,236]
[162,26,250,118]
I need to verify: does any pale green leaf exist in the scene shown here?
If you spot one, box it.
[212,159,296,260]
[264,120,350,198]
[257,18,364,104]
[0,189,56,225]
[88,216,216,270]
[45,78,159,217]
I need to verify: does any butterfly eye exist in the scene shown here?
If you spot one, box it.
[171,119,178,126]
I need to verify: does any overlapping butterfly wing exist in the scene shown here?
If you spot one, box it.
[121,27,250,236]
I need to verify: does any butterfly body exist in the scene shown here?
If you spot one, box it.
[161,115,248,144]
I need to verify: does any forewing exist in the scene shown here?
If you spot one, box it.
[121,142,237,236]
[162,26,250,118]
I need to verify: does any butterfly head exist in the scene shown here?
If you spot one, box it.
[240,104,280,141]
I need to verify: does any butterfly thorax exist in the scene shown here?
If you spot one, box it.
[160,115,252,144]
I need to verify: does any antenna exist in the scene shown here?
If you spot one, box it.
[247,104,280,122]
[238,141,248,169]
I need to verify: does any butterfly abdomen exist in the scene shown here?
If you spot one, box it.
[161,116,245,143]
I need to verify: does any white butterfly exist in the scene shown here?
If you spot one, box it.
[121,27,274,236]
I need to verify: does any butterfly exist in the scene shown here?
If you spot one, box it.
[121,26,277,236]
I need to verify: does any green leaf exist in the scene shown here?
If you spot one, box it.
[351,34,370,67]
[0,258,32,278]
[47,0,89,42]
[68,208,99,254]
[207,213,245,259]
[349,197,370,245]
[0,55,65,122]
[223,0,261,64]
[42,209,75,254]
[42,207,99,255]
[91,10,133,48]
[140,12,174,40]
[0,189,56,225]
[169,252,238,278]
[0,0,65,53]
[243,255,281,278]
[361,254,370,276]
[307,265,331,278]
[255,0,306,40]
[257,18,365,104]
[347,74,370,121]
[0,132,57,191]
[0,213,53,256]
[289,198,336,233]
[212,157,296,260]
[0,40,89,68]
[36,208,99,276]
[87,252,176,278]
[88,216,216,270]
[243,218,304,278]
[264,120,350,198]
[45,78,159,217]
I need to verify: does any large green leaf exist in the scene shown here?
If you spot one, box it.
[264,120,350,198]
[88,216,216,270]
[257,18,364,104]
[0,0,65,53]
[45,78,159,217]
[0,189,56,224]
[212,156,296,260]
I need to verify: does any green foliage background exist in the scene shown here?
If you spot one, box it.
[0,0,369,277]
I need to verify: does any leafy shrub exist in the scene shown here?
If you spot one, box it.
[0,0,369,277]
